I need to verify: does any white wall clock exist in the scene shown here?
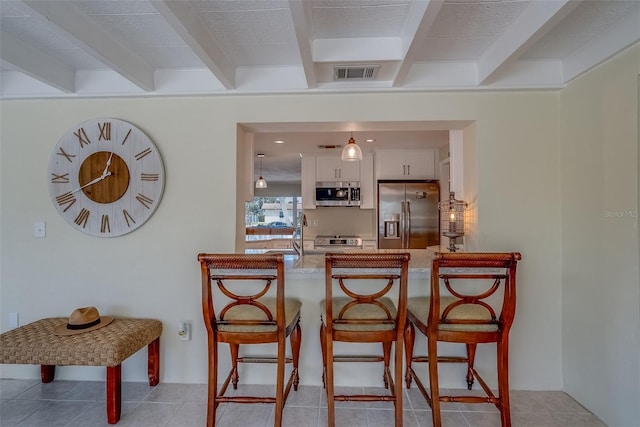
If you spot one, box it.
[47,118,165,237]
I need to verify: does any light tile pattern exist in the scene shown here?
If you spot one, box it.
[0,379,606,426]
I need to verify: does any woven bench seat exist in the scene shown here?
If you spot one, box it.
[0,317,162,424]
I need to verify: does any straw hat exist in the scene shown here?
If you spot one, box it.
[53,306,114,336]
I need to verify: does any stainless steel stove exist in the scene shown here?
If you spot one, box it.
[314,235,363,250]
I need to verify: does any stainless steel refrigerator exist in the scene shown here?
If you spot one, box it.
[378,181,440,249]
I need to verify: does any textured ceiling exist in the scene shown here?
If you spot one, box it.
[1,0,638,98]
[1,0,638,183]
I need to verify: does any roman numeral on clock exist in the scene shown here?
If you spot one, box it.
[141,173,159,181]
[101,214,110,233]
[74,208,90,228]
[56,147,75,162]
[74,127,91,148]
[51,173,69,183]
[123,209,136,227]
[56,192,76,212]
[135,148,152,160]
[98,122,111,141]
[136,193,154,209]
[121,128,132,146]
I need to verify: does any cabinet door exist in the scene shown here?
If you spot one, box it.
[376,151,409,180]
[362,240,377,250]
[316,157,340,181]
[407,150,436,179]
[301,156,316,209]
[338,160,360,181]
[316,157,361,181]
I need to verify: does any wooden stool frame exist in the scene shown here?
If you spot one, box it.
[198,253,302,427]
[404,252,521,427]
[321,252,410,427]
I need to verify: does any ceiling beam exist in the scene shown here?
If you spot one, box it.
[0,30,75,93]
[477,0,581,85]
[288,0,316,89]
[21,0,155,92]
[392,0,445,87]
[151,0,235,90]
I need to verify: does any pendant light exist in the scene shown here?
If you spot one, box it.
[341,132,363,161]
[255,153,267,189]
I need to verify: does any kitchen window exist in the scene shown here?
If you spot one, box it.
[245,196,302,239]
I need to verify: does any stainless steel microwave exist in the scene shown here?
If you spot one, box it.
[315,181,361,207]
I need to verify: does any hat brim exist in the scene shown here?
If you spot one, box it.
[53,316,114,336]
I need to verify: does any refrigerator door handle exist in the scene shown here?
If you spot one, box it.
[406,201,411,248]
[401,201,406,248]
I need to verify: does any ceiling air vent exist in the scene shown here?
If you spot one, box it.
[334,65,379,80]
[317,145,342,149]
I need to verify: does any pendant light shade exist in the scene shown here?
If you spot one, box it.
[255,153,267,189]
[341,133,363,161]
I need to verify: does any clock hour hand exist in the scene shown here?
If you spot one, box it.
[71,171,112,194]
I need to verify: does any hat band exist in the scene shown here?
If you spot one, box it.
[66,318,101,330]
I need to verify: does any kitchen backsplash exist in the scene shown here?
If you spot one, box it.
[302,207,376,239]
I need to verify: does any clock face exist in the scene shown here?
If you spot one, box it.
[48,118,165,237]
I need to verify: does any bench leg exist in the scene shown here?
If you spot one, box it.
[106,365,122,424]
[41,365,55,383]
[148,337,160,386]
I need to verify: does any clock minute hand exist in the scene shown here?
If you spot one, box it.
[102,150,114,176]
[71,171,112,194]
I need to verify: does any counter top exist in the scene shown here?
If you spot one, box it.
[254,248,435,279]
[294,248,432,270]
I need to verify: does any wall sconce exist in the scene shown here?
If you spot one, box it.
[439,191,468,252]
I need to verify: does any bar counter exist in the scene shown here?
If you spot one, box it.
[284,248,434,278]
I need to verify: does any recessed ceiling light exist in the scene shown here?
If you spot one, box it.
[274,140,284,144]
[365,139,375,143]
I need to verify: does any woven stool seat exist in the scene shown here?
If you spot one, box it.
[0,317,162,424]
[0,317,162,367]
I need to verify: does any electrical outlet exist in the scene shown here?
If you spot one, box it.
[178,321,192,341]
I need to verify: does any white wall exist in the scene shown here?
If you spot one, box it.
[2,89,563,391]
[4,49,638,422]
[559,44,640,426]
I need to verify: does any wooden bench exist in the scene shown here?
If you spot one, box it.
[0,317,162,424]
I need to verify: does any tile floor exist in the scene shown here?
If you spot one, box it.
[0,379,606,427]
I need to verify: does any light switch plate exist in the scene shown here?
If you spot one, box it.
[9,312,19,328]
[34,221,46,238]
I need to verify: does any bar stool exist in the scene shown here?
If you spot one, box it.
[321,252,410,427]
[404,252,521,427]
[198,253,302,427]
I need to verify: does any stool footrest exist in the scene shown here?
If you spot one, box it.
[218,396,277,404]
[335,394,397,402]
[411,355,469,363]
[333,355,385,362]
[238,356,293,364]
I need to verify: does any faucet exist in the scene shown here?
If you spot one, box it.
[292,214,307,256]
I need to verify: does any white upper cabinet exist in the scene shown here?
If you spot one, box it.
[359,154,374,209]
[375,149,436,180]
[316,157,360,182]
[301,156,317,209]
[301,154,374,210]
